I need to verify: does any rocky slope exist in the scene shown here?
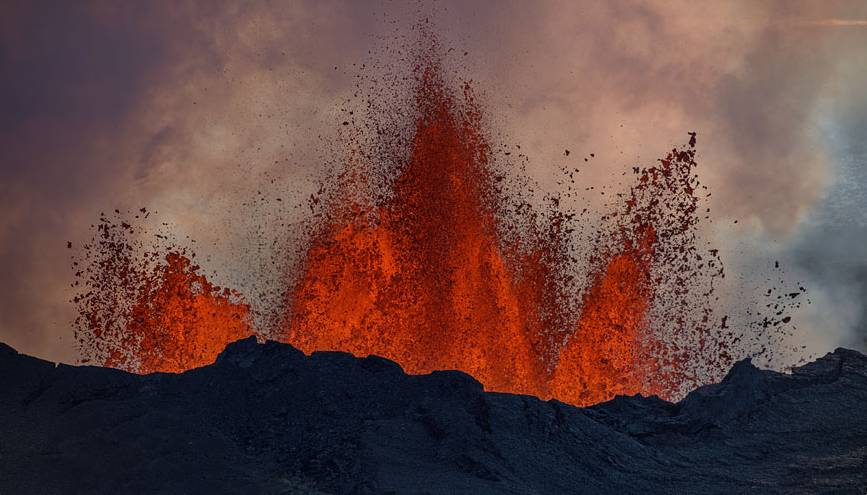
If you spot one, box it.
[1,337,866,494]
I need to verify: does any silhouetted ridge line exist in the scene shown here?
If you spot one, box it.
[1,338,866,494]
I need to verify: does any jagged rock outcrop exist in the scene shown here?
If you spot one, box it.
[1,337,865,494]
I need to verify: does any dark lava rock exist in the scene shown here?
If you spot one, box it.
[1,337,866,494]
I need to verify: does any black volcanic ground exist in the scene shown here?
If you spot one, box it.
[1,337,866,494]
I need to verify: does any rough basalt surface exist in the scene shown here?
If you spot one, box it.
[1,337,865,494]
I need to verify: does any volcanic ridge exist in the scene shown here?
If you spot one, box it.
[1,337,866,494]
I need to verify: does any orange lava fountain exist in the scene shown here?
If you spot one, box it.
[279,47,709,405]
[283,63,547,394]
[73,216,252,374]
[74,41,748,406]
[119,253,252,374]
[549,229,655,404]
[549,138,720,404]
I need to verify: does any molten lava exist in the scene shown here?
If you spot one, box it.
[549,227,656,405]
[279,48,724,405]
[75,40,754,406]
[120,253,252,373]
[279,44,707,405]
[284,66,546,394]
[74,217,252,374]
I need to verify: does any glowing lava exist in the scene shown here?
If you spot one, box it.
[549,228,656,405]
[75,41,747,406]
[74,217,252,374]
[120,253,252,374]
[281,53,718,405]
[283,64,546,394]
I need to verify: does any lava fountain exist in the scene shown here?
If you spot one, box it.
[278,46,721,404]
[550,139,712,404]
[282,61,548,395]
[73,214,252,373]
[74,40,758,406]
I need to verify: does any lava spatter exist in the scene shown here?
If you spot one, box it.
[72,35,797,406]
[547,137,722,404]
[73,211,252,373]
[549,227,657,405]
[282,53,546,395]
[279,40,729,404]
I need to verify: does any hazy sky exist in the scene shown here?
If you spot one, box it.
[2,0,867,364]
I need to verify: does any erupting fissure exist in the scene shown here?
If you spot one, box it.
[276,52,715,405]
[74,40,763,406]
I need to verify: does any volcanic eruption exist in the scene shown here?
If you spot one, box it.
[281,57,551,396]
[73,35,788,406]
